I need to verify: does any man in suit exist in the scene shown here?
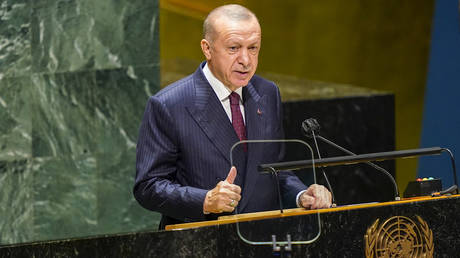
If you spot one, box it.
[134,4,331,229]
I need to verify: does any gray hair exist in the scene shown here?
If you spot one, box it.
[203,4,258,42]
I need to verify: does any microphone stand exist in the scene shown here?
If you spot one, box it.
[314,134,400,201]
[310,130,337,206]
[301,118,400,201]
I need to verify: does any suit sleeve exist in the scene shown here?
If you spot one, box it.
[133,96,207,221]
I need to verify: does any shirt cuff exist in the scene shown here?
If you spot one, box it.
[296,190,307,208]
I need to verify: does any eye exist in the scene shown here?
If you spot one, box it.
[249,46,259,52]
[229,46,239,52]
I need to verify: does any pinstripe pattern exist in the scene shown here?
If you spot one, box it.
[134,62,307,228]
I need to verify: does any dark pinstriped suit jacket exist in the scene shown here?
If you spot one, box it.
[134,62,306,229]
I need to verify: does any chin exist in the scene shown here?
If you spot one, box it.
[232,80,250,88]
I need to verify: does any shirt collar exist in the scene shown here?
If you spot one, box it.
[203,62,243,102]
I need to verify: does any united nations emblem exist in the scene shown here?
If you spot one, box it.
[364,216,433,257]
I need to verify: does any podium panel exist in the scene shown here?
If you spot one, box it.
[166,195,460,257]
[1,195,459,257]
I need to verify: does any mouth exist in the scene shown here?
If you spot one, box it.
[235,71,250,76]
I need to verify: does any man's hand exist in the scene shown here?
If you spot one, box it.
[203,166,242,214]
[299,184,332,209]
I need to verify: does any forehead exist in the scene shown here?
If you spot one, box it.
[213,17,261,42]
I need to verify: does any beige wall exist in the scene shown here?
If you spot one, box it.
[159,0,435,193]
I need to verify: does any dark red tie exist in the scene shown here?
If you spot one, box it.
[229,92,247,151]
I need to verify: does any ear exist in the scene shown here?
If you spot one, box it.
[200,39,212,60]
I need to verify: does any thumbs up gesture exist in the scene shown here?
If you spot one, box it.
[203,166,242,214]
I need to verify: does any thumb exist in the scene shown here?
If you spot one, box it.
[225,166,237,184]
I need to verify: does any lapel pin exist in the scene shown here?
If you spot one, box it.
[257,108,262,115]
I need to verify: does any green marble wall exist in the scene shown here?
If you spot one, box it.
[0,0,160,245]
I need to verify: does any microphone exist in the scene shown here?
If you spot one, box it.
[301,118,401,201]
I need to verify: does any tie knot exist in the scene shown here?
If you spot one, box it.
[229,92,240,105]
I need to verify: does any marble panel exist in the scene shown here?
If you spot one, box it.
[26,65,159,239]
[30,71,100,157]
[92,65,161,233]
[0,0,32,79]
[92,0,159,70]
[32,155,98,242]
[0,159,33,245]
[31,0,95,73]
[31,0,159,74]
[95,149,160,235]
[30,65,159,158]
[0,0,161,247]
[91,65,159,153]
[0,76,32,160]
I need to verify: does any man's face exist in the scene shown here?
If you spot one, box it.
[201,17,261,91]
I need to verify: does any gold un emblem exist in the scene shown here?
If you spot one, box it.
[364,216,433,257]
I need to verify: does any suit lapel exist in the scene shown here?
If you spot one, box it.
[186,66,240,165]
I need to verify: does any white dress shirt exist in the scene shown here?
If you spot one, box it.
[203,63,245,124]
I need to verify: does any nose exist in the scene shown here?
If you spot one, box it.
[237,48,250,67]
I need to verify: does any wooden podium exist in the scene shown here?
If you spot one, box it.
[166,195,460,257]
